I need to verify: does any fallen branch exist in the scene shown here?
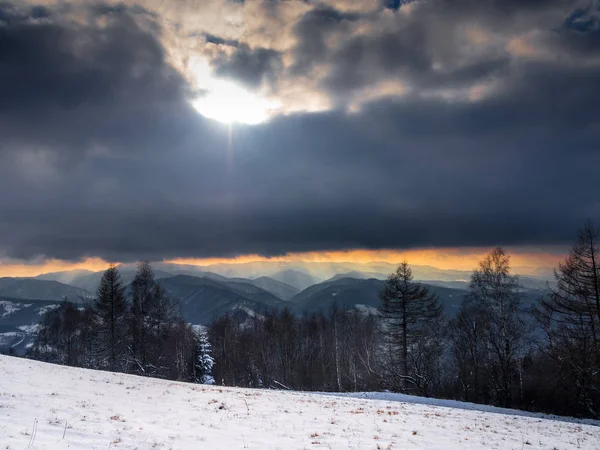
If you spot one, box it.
[272,380,291,391]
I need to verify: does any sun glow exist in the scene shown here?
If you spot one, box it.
[191,79,278,125]
[0,248,566,277]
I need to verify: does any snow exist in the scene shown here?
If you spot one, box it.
[37,304,59,316]
[238,305,257,317]
[18,324,40,334]
[325,392,600,427]
[354,304,379,315]
[0,333,22,350]
[1,355,599,450]
[190,324,207,334]
[0,332,19,338]
[0,301,22,317]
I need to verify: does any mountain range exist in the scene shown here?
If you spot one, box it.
[0,261,551,355]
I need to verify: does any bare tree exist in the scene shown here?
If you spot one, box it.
[449,297,491,404]
[470,247,524,408]
[129,262,155,373]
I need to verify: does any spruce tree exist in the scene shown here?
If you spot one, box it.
[195,328,215,384]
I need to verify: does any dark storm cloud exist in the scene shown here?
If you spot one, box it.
[202,32,239,47]
[286,0,584,103]
[291,6,362,75]
[213,45,283,88]
[1,0,600,263]
[0,3,195,162]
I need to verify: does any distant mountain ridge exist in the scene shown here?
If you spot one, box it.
[27,260,553,290]
[292,277,470,316]
[0,278,88,302]
[0,264,549,356]
[157,275,291,325]
[34,269,94,285]
[325,271,388,282]
[67,267,174,293]
[241,276,299,301]
[268,269,319,291]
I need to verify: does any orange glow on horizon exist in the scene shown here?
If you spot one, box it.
[168,247,565,275]
[0,247,566,278]
[0,258,109,278]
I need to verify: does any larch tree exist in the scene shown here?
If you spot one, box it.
[129,262,155,374]
[94,266,128,371]
[379,261,442,393]
[535,222,600,416]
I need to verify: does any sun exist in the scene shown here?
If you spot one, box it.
[191,79,277,125]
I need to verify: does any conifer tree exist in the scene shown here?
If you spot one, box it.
[379,261,442,392]
[195,328,215,384]
[94,266,127,371]
[535,223,600,415]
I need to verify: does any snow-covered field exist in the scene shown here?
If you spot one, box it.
[1,356,598,449]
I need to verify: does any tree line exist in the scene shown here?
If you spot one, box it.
[208,223,600,419]
[209,307,379,391]
[29,262,214,384]
[25,222,600,419]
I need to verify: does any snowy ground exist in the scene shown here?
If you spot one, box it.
[1,356,599,450]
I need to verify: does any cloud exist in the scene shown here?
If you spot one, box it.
[213,45,283,89]
[0,2,196,164]
[0,0,599,264]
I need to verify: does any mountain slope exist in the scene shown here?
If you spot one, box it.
[248,276,299,300]
[326,271,388,282]
[152,263,232,281]
[34,269,94,285]
[0,297,59,354]
[0,278,88,301]
[269,269,319,291]
[292,277,469,315]
[69,267,174,292]
[158,275,290,325]
[1,355,597,449]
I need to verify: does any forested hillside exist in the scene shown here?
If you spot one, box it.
[5,224,600,420]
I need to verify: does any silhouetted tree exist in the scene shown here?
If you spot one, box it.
[129,262,154,373]
[534,222,600,417]
[469,247,525,408]
[449,299,491,404]
[94,266,127,371]
[29,263,196,383]
[32,301,88,366]
[379,262,442,393]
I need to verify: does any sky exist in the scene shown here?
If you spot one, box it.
[1,0,599,276]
